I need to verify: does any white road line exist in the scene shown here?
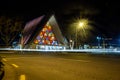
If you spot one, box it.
[20,75,26,80]
[58,58,90,62]
[12,64,19,68]
[70,59,90,62]
[3,58,7,61]
[5,57,27,59]
[0,51,14,53]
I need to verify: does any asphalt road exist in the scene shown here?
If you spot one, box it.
[0,52,120,80]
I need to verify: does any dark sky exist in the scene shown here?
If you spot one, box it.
[0,0,120,38]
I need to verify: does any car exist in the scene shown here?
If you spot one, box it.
[0,57,4,80]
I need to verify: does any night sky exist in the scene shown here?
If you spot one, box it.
[0,0,120,41]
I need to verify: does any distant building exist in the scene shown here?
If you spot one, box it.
[21,14,68,50]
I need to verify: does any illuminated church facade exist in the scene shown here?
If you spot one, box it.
[21,14,68,50]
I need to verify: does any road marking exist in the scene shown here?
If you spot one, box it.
[6,57,27,59]
[12,64,19,68]
[3,58,7,61]
[71,59,90,62]
[0,51,14,53]
[58,58,90,62]
[20,75,26,80]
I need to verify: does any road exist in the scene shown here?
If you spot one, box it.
[0,52,120,80]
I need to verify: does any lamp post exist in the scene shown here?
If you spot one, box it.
[97,36,101,48]
[75,26,78,48]
[19,32,23,49]
[75,19,88,49]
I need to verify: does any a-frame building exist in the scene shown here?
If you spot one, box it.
[22,14,68,50]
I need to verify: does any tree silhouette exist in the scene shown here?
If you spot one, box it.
[0,16,23,47]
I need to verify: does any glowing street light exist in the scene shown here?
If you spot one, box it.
[75,19,89,48]
[79,22,84,27]
[69,18,89,49]
[77,19,88,28]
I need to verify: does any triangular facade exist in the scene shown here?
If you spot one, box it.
[23,15,45,45]
[22,14,68,49]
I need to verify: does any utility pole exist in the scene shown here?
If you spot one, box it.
[97,36,101,48]
[76,26,78,49]
[20,32,23,49]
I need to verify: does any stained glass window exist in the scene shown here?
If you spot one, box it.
[34,23,58,45]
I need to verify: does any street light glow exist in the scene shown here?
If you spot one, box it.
[79,22,84,27]
[70,18,89,29]
[77,19,88,29]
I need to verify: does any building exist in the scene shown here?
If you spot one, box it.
[21,14,68,50]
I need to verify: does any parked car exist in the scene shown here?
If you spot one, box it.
[0,56,4,80]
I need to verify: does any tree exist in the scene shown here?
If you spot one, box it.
[0,16,23,47]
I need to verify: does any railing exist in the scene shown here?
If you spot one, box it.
[0,48,120,54]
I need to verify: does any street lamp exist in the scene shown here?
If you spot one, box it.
[75,19,88,48]
[96,36,101,48]
[19,32,23,49]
